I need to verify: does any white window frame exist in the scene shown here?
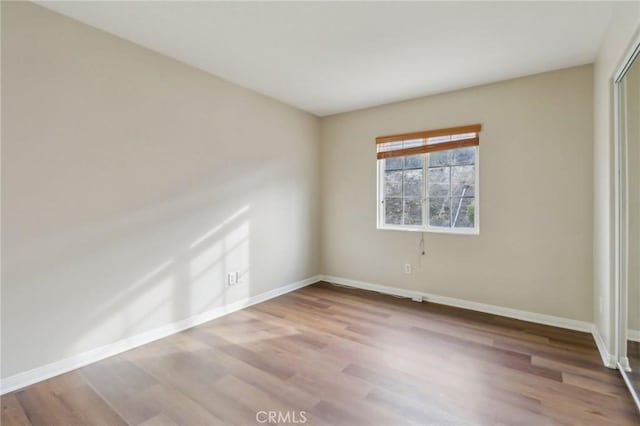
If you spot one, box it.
[376,147,480,235]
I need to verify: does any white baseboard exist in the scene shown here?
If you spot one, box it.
[592,327,617,368]
[322,275,593,333]
[322,275,424,302]
[0,275,322,395]
[628,329,640,342]
[620,356,631,371]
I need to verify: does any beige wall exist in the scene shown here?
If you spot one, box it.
[1,2,320,378]
[321,66,594,322]
[593,2,640,354]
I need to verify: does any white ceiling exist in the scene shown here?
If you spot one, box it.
[37,1,614,116]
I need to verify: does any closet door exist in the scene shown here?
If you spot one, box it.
[617,40,640,410]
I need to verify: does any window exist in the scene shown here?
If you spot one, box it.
[377,124,481,234]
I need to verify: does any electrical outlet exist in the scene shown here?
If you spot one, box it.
[404,263,412,274]
[227,272,237,286]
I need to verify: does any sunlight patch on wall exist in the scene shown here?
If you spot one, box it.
[189,205,250,249]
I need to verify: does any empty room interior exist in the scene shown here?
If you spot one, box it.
[3,1,640,425]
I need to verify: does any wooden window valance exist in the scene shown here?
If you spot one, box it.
[376,124,482,160]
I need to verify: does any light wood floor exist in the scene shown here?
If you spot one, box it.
[2,282,639,425]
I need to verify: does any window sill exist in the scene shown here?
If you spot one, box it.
[377,225,479,235]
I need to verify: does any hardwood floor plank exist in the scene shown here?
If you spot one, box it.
[1,394,32,426]
[14,383,86,426]
[134,385,227,426]
[176,331,321,411]
[562,371,631,398]
[136,413,179,426]
[364,387,465,426]
[49,379,128,426]
[531,355,624,384]
[311,400,373,426]
[79,358,161,425]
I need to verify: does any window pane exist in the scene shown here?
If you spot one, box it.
[451,183,474,197]
[452,165,474,185]
[429,151,452,167]
[453,147,475,166]
[384,171,402,197]
[404,155,424,169]
[385,157,403,171]
[429,197,450,227]
[385,198,402,225]
[429,183,449,197]
[452,197,475,228]
[428,167,450,184]
[451,165,474,197]
[404,169,423,197]
[404,198,423,225]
